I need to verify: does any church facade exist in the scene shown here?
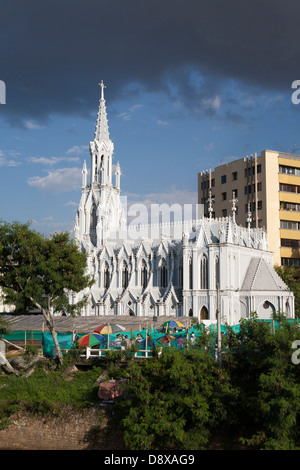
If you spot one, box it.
[72,83,294,324]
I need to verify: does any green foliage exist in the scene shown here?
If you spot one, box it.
[275,265,300,316]
[0,314,10,335]
[115,347,238,450]
[0,220,94,363]
[112,317,300,450]
[2,317,300,449]
[0,220,93,315]
[222,316,300,449]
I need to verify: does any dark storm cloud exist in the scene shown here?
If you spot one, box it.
[1,0,300,125]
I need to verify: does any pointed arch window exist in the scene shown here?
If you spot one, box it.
[100,155,104,183]
[104,262,110,289]
[200,255,208,289]
[160,258,168,288]
[95,155,98,180]
[141,259,148,289]
[90,203,97,230]
[122,260,129,289]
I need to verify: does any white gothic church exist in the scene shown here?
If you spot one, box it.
[72,82,294,324]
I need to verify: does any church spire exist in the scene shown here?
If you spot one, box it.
[90,81,114,186]
[94,80,110,142]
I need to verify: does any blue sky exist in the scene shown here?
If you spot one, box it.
[1,0,300,236]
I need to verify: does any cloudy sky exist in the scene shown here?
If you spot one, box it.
[1,0,300,234]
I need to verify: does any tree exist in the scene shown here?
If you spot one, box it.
[222,316,300,449]
[115,347,237,450]
[274,265,300,316]
[0,220,93,364]
[246,316,300,449]
[0,314,9,336]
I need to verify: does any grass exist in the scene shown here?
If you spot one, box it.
[0,359,105,426]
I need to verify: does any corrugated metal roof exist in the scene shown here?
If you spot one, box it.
[3,314,192,333]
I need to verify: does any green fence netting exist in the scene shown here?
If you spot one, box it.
[42,332,74,357]
[2,318,300,357]
[2,330,43,342]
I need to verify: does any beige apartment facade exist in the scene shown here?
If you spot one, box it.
[198,150,300,267]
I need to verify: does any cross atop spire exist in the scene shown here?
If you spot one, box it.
[99,80,106,101]
[94,80,110,142]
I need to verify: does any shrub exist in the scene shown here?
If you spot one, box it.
[115,347,238,450]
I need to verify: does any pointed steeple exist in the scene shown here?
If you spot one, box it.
[94,80,110,142]
[90,80,114,186]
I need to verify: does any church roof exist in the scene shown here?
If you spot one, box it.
[241,257,288,291]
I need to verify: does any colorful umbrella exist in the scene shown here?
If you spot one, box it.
[77,333,104,347]
[93,324,126,334]
[156,334,176,344]
[162,320,184,329]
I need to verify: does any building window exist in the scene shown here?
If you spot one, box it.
[222,192,227,200]
[221,175,226,184]
[104,262,110,289]
[281,257,300,267]
[257,182,262,191]
[232,171,238,180]
[211,178,215,187]
[122,260,129,288]
[280,183,300,193]
[222,209,227,217]
[257,164,262,173]
[280,220,300,230]
[90,203,97,229]
[281,239,300,249]
[279,165,300,176]
[280,201,300,212]
[160,258,168,288]
[233,188,238,197]
[141,259,148,289]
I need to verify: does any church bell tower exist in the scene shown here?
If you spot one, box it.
[74,82,126,250]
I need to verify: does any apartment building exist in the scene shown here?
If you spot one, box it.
[198,150,300,267]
